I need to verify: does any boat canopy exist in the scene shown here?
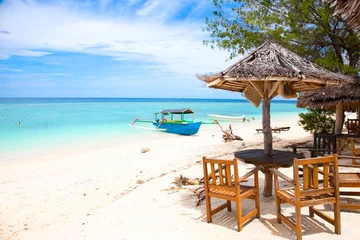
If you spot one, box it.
[157,108,195,115]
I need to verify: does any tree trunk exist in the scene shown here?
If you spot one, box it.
[335,104,344,134]
[262,97,273,155]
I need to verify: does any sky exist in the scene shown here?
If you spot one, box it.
[0,0,248,98]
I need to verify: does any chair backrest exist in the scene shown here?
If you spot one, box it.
[313,133,337,156]
[346,119,360,135]
[293,154,339,197]
[202,157,238,193]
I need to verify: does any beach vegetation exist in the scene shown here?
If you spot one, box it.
[298,108,335,133]
[203,0,360,74]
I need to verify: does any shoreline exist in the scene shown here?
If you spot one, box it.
[0,113,315,239]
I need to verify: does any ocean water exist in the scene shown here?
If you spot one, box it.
[0,98,305,156]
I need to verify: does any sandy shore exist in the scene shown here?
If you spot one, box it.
[1,114,359,240]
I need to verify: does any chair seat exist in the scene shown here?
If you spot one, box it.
[277,188,336,207]
[339,173,360,187]
[209,185,255,198]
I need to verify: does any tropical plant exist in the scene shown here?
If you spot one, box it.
[203,0,360,74]
[298,108,335,133]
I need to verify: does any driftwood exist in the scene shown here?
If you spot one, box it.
[222,124,243,142]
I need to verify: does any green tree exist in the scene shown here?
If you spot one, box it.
[204,0,360,74]
[298,108,335,133]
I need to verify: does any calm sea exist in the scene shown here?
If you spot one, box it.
[0,98,304,156]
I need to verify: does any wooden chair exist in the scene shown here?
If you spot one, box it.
[346,119,360,135]
[271,155,341,240]
[202,157,260,231]
[334,155,360,210]
[348,138,360,164]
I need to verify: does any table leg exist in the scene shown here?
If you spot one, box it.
[263,168,273,197]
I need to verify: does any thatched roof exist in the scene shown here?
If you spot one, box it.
[328,0,360,32]
[297,78,360,111]
[197,40,354,94]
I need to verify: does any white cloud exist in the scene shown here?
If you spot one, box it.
[14,50,52,57]
[136,0,161,16]
[0,0,237,77]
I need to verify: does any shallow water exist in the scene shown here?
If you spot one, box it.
[0,98,305,158]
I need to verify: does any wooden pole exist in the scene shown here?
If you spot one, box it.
[262,97,273,155]
[335,104,344,134]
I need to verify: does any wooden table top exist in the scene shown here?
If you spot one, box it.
[234,149,305,168]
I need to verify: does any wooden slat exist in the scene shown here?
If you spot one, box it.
[313,165,319,188]
[208,192,235,201]
[210,163,216,184]
[210,203,229,215]
[270,168,294,184]
[225,165,232,186]
[218,163,224,185]
[300,188,334,197]
[323,163,329,188]
[300,157,335,165]
[241,209,258,224]
[310,207,335,225]
[301,197,336,207]
[204,159,235,165]
[237,166,261,183]
[208,184,236,193]
[303,165,309,190]
[278,213,296,231]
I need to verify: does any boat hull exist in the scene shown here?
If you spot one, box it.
[208,114,246,121]
[153,121,202,135]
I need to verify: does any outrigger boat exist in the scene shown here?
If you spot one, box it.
[132,108,202,135]
[208,114,246,122]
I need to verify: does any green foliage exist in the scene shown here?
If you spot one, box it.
[204,0,360,73]
[298,108,335,133]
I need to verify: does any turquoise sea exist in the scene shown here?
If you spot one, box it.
[0,98,305,157]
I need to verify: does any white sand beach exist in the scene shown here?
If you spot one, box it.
[1,115,359,240]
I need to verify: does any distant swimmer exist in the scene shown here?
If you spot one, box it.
[18,121,21,125]
[252,117,255,120]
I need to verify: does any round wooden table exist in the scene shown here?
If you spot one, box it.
[234,149,305,197]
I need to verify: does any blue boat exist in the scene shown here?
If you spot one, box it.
[132,108,202,135]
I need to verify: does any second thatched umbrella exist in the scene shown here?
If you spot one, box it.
[297,79,360,134]
[197,40,353,156]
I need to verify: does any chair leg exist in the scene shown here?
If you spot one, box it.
[334,201,341,234]
[295,205,302,240]
[275,195,281,223]
[255,191,260,218]
[309,206,314,218]
[236,198,242,232]
[227,200,232,212]
[206,195,212,223]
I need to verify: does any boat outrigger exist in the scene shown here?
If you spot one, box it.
[208,114,246,122]
[131,108,203,135]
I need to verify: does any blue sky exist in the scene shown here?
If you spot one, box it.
[0,0,243,98]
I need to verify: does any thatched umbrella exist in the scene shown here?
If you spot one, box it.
[328,0,360,33]
[297,79,360,134]
[197,40,353,156]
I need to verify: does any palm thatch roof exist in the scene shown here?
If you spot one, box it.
[328,0,360,32]
[297,78,360,111]
[197,40,353,95]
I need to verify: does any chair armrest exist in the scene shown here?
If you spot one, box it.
[338,155,360,160]
[269,168,295,185]
[237,166,261,183]
[338,164,360,169]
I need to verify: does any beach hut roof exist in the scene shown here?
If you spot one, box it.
[328,0,360,32]
[197,40,354,94]
[297,78,360,112]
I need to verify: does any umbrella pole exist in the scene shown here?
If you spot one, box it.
[335,104,344,134]
[262,97,273,155]
[262,97,273,197]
